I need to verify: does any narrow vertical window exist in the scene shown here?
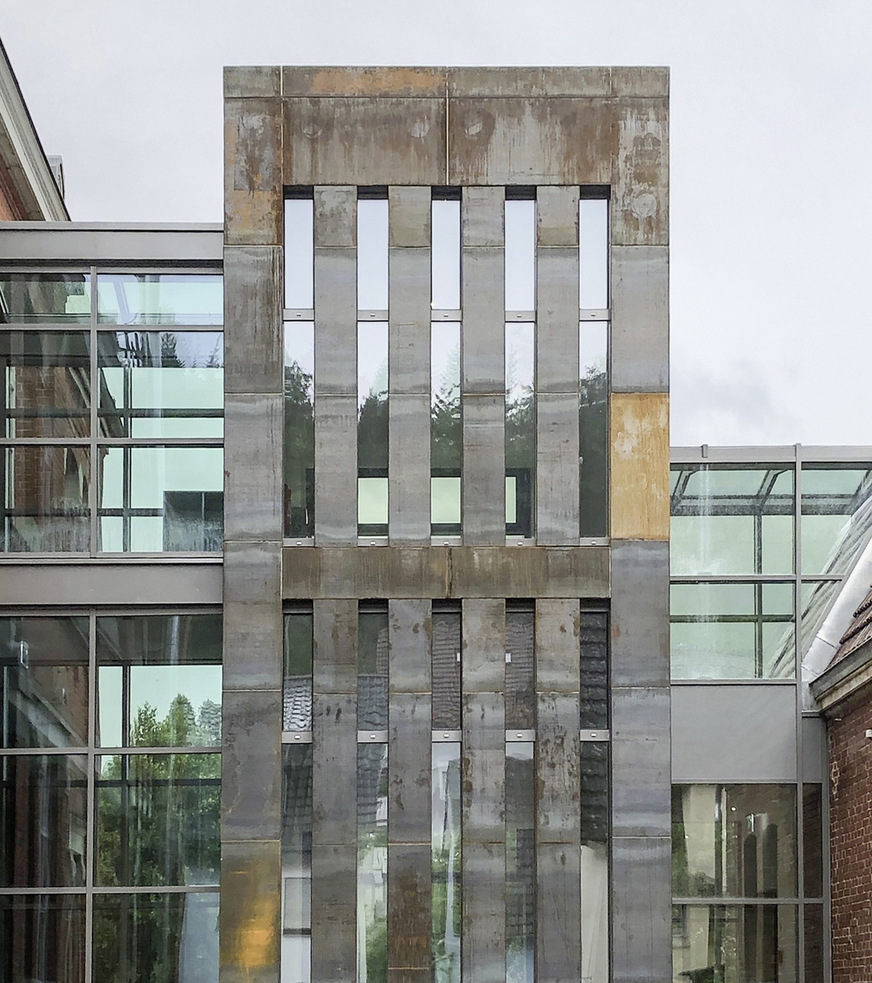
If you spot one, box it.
[358,743,388,983]
[432,608,461,731]
[505,196,536,312]
[506,322,535,537]
[358,322,389,536]
[506,741,535,983]
[579,610,608,731]
[506,606,535,730]
[431,323,461,537]
[285,196,314,309]
[283,611,313,732]
[284,322,315,538]
[359,608,389,732]
[579,321,608,538]
[579,197,608,310]
[282,743,312,983]
[431,194,461,310]
[432,742,461,983]
[357,194,389,311]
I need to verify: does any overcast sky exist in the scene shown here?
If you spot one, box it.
[4,1,871,449]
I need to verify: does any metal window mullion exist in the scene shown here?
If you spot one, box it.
[84,609,96,983]
[794,449,809,981]
[89,268,98,558]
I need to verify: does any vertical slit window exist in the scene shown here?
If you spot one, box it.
[505,196,536,312]
[357,195,389,312]
[581,742,609,983]
[579,610,609,731]
[358,743,388,983]
[579,321,608,538]
[506,741,535,983]
[284,321,315,538]
[431,322,461,537]
[358,322,389,536]
[284,611,313,732]
[579,197,608,310]
[358,609,388,732]
[282,743,313,983]
[506,606,535,730]
[285,196,314,310]
[432,608,461,731]
[431,195,461,310]
[432,742,461,983]
[506,322,534,537]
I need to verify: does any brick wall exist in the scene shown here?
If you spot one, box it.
[829,685,872,981]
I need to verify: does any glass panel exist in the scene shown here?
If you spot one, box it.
[671,466,795,576]
[579,321,608,537]
[801,579,840,654]
[284,322,315,538]
[359,610,388,731]
[581,742,609,983]
[505,198,536,311]
[804,903,824,979]
[431,198,461,310]
[579,610,608,730]
[670,582,795,680]
[1,331,90,438]
[99,445,223,552]
[506,742,535,983]
[282,743,312,983]
[358,321,388,535]
[579,198,608,309]
[672,904,797,983]
[1,445,90,552]
[92,892,219,982]
[0,893,86,983]
[97,274,223,326]
[802,784,823,898]
[432,609,461,731]
[0,272,91,324]
[671,785,797,898]
[0,754,87,887]
[97,331,223,438]
[506,322,534,537]
[0,616,89,748]
[96,753,220,886]
[506,607,535,730]
[431,322,461,535]
[432,742,461,983]
[357,197,389,311]
[96,614,222,748]
[284,613,313,732]
[358,743,388,983]
[285,197,315,309]
[801,464,872,575]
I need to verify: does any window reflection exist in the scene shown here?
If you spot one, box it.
[285,197,315,310]
[579,611,608,731]
[800,464,872,575]
[0,272,91,324]
[506,742,535,983]
[357,197,389,311]
[284,322,314,538]
[581,742,609,983]
[432,609,461,731]
[282,744,312,983]
[0,893,86,983]
[97,274,223,326]
[432,743,461,983]
[431,197,460,310]
[358,610,388,732]
[358,744,388,983]
[579,321,608,538]
[431,323,461,536]
[284,613,313,732]
[506,322,534,537]
[358,322,388,536]
[505,607,534,730]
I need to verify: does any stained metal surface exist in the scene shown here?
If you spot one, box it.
[311,843,357,982]
[536,186,580,246]
[462,598,505,691]
[387,844,432,971]
[388,248,430,395]
[389,186,431,247]
[536,599,581,693]
[610,540,669,687]
[462,840,507,983]
[224,65,281,99]
[462,395,506,545]
[313,248,356,396]
[537,246,580,393]
[537,693,581,839]
[461,249,505,393]
[313,598,357,694]
[313,185,356,247]
[224,96,282,247]
[611,245,669,393]
[537,392,581,545]
[389,393,430,545]
[314,394,358,545]
[612,99,669,247]
[389,598,431,692]
[223,543,282,689]
[224,394,283,542]
[389,693,431,842]
[537,842,582,983]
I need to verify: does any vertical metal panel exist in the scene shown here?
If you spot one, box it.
[313,250,356,396]
[389,598,432,692]
[462,394,505,545]
[611,687,670,837]
[388,247,430,395]
[612,98,669,247]
[224,95,282,246]
[537,693,581,840]
[223,542,282,690]
[537,842,582,983]
[610,393,670,541]
[610,245,669,393]
[536,392,580,546]
[225,394,283,542]
[463,597,505,692]
[462,840,507,983]
[389,693,432,843]
[314,394,358,544]
[389,393,430,545]
[536,598,581,693]
[610,540,669,687]
[461,248,504,393]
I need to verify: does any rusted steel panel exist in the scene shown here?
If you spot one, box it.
[610,392,669,540]
[220,839,281,982]
[225,96,282,246]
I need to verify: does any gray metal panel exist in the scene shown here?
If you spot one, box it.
[462,187,504,247]
[388,247,430,395]
[463,694,506,843]
[536,246,580,393]
[389,693,432,843]
[223,542,281,690]
[462,598,506,691]
[225,96,282,247]
[802,715,827,783]
[611,836,672,983]
[314,599,358,695]
[536,599,581,694]
[610,540,669,687]
[611,687,671,837]
[388,844,431,972]
[462,394,506,545]
[610,245,669,393]
[311,844,356,983]
[314,186,356,248]
[0,562,222,606]
[0,225,224,262]
[612,98,669,247]
[389,598,431,693]
[224,65,281,98]
[537,693,581,840]
[389,392,430,544]
[462,840,506,983]
[223,245,283,394]
[537,392,581,545]
[389,186,431,248]
[313,247,356,395]
[537,186,580,247]
[537,842,582,983]
[282,66,447,98]
[447,67,614,98]
[221,688,282,840]
[314,394,358,544]
[461,247,504,393]
[312,692,358,843]
[671,685,798,782]
[224,393,282,542]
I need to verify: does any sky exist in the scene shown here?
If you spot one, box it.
[4,0,872,449]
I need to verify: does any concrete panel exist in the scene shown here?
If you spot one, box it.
[462,840,506,983]
[461,248,505,392]
[462,394,505,545]
[389,693,432,843]
[390,394,430,545]
[537,842,582,983]
[536,598,581,693]
[314,186,356,247]
[610,540,669,687]
[462,694,506,844]
[537,246,580,393]
[388,248,430,395]
[537,693,581,840]
[462,187,504,247]
[312,692,358,843]
[313,599,358,695]
[224,393,282,542]
[611,245,669,393]
[314,394,357,545]
[802,715,826,782]
[225,97,282,246]
[284,97,447,186]
[223,542,282,690]
[223,245,282,394]
[448,67,613,98]
[612,99,669,247]
[611,687,671,837]
[463,598,506,691]
[282,545,610,599]
[222,688,282,840]
[389,598,431,693]
[313,247,356,395]
[537,392,580,545]
[387,844,431,970]
[671,685,798,782]
[389,186,431,247]
[610,392,669,541]
[219,839,281,983]
[611,836,672,983]
[283,66,448,98]
[448,98,613,186]
[224,65,281,99]
[612,67,670,98]
[537,186,580,247]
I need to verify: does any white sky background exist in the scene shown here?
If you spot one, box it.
[4,0,872,448]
